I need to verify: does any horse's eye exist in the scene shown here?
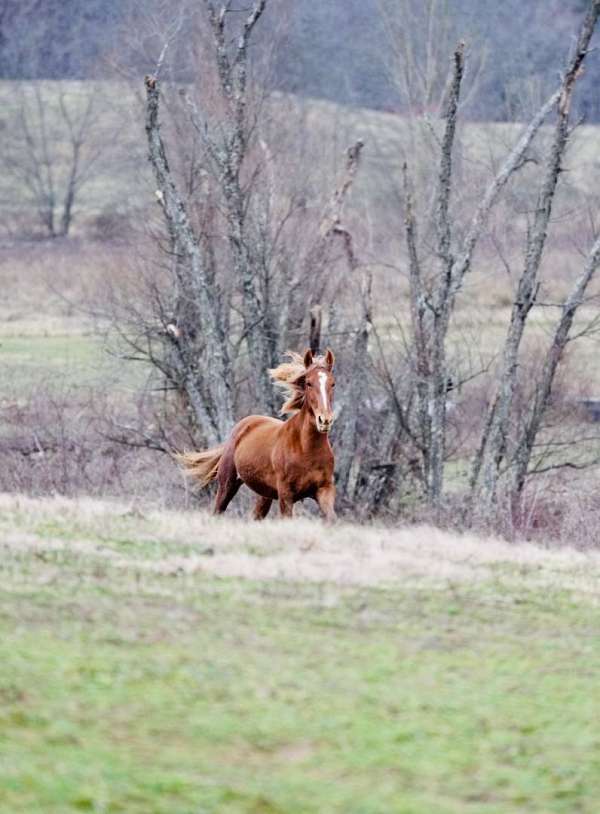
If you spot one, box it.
[331,382,335,388]
[306,382,312,388]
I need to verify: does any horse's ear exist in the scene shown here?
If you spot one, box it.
[303,348,314,368]
[324,348,335,371]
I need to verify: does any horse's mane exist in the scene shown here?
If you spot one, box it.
[269,351,326,415]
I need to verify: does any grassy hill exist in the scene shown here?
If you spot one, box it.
[1,494,600,813]
[2,80,600,227]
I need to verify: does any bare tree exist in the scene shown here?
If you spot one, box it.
[366,0,600,519]
[510,231,600,499]
[469,0,600,516]
[0,0,115,238]
[120,0,600,523]
[378,0,486,204]
[1,82,109,237]
[395,52,560,511]
[112,0,365,459]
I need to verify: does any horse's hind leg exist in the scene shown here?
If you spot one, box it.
[214,476,241,515]
[214,446,241,515]
[252,495,272,521]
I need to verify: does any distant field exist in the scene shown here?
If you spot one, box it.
[0,335,104,391]
[2,79,600,319]
[1,80,600,228]
[0,81,148,223]
[0,240,141,397]
[1,494,600,813]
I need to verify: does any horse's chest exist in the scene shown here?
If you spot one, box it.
[285,456,332,497]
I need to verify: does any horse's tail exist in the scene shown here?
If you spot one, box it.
[176,445,225,488]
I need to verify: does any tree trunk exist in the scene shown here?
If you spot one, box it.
[470,0,600,516]
[145,76,234,441]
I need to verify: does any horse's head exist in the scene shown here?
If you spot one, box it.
[303,348,335,433]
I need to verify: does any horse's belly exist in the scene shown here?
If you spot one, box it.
[240,472,279,500]
[236,458,278,499]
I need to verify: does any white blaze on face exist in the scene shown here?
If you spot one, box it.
[318,371,329,413]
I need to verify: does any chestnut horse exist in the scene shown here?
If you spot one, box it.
[178,349,336,520]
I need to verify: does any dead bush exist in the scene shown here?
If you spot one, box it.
[0,383,182,505]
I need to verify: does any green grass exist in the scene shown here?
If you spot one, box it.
[0,335,105,391]
[1,497,600,813]
[0,334,147,396]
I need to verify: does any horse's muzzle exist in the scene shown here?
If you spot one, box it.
[316,415,334,433]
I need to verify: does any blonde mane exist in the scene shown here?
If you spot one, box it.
[269,351,327,415]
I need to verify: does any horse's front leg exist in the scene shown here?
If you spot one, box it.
[277,483,294,518]
[316,484,336,523]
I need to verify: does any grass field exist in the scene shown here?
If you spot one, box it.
[0,335,104,392]
[2,494,600,814]
[1,80,600,234]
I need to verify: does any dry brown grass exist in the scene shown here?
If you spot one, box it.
[0,238,130,336]
[2,493,600,600]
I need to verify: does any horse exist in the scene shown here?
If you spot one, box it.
[178,348,336,520]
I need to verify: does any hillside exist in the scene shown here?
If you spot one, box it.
[2,494,600,812]
[2,81,600,230]
[1,0,598,121]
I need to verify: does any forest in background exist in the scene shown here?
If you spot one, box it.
[1,0,599,120]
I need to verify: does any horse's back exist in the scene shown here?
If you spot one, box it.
[232,414,283,447]
[235,414,282,431]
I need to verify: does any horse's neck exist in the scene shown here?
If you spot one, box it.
[289,406,331,453]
